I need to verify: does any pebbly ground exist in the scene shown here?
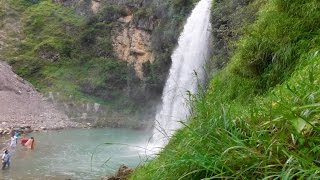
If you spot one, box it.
[0,61,83,134]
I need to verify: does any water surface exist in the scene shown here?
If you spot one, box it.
[0,128,153,180]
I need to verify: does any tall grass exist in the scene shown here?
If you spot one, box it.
[130,0,320,179]
[230,0,320,93]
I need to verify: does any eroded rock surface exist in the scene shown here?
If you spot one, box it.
[112,12,155,79]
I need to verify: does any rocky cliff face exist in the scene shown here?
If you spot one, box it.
[56,0,156,80]
[112,11,155,79]
[49,0,198,127]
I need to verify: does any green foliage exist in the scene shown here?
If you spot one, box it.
[6,0,84,83]
[131,0,320,179]
[21,0,83,53]
[210,0,261,69]
[1,0,135,109]
[96,4,127,23]
[5,2,110,88]
[1,0,203,123]
[79,4,123,58]
[2,0,200,118]
[8,0,41,7]
[0,6,4,19]
[171,0,198,16]
[231,0,320,92]
[77,57,129,99]
[134,8,153,19]
[9,55,44,81]
[132,50,320,180]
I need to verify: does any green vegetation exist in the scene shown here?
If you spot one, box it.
[1,0,198,110]
[131,0,320,179]
[9,1,84,82]
[2,0,131,107]
[0,0,199,126]
[210,0,262,69]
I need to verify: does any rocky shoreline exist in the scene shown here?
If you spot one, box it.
[0,61,84,136]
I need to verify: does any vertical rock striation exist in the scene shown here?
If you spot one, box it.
[112,11,155,79]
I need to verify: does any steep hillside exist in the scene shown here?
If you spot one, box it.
[131,0,320,179]
[0,61,80,131]
[0,0,198,127]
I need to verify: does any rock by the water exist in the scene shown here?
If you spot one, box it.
[102,165,133,180]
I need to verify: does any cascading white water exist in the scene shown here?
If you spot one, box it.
[152,0,212,148]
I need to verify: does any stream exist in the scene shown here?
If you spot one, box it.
[0,128,153,180]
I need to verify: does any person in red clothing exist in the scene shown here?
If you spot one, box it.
[20,137,28,146]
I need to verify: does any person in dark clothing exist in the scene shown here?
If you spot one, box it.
[1,149,10,170]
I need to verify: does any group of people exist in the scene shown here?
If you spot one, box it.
[2,130,35,170]
[9,131,35,149]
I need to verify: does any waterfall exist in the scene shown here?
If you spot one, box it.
[152,0,212,148]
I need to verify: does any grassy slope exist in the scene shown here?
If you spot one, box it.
[130,0,320,179]
[3,0,130,107]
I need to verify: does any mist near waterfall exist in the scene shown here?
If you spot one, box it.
[151,0,213,148]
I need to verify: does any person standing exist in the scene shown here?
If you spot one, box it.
[1,149,10,170]
[24,137,35,149]
[10,134,18,148]
[14,131,20,142]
